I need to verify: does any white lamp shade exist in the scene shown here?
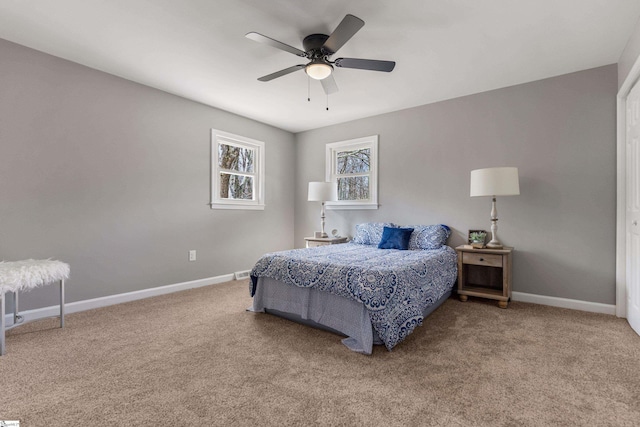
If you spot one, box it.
[308,181,336,201]
[470,167,520,197]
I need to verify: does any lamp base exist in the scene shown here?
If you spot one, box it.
[314,231,328,238]
[486,241,503,249]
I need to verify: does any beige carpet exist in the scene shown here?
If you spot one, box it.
[1,280,639,426]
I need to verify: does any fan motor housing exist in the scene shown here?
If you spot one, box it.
[303,34,330,54]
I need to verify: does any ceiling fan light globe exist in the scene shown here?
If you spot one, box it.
[305,62,333,80]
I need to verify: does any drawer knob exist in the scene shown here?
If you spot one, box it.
[479,258,484,261]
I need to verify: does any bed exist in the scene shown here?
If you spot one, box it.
[249,223,458,354]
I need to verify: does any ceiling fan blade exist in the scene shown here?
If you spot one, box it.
[257,64,305,82]
[322,14,365,54]
[245,32,306,57]
[321,74,339,95]
[334,58,395,72]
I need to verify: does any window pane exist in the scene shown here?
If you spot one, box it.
[218,143,254,173]
[337,148,370,174]
[337,176,369,201]
[220,173,254,200]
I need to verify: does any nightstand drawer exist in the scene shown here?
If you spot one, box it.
[307,240,328,248]
[305,236,348,248]
[463,252,503,267]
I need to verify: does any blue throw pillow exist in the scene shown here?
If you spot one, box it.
[378,226,414,250]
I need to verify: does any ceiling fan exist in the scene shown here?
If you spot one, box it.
[245,14,395,95]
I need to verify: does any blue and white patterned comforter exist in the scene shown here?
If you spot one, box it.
[250,243,458,350]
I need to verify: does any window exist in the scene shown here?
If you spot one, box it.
[211,129,265,210]
[325,135,378,210]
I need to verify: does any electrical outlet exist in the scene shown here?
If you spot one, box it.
[189,250,196,262]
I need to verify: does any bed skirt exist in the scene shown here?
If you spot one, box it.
[249,276,451,355]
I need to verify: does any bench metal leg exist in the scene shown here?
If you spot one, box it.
[60,279,65,328]
[1,291,5,356]
[13,291,23,325]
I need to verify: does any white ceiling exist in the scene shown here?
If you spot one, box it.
[1,0,639,133]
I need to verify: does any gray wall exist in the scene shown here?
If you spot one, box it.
[295,65,617,305]
[619,16,640,87]
[0,35,619,311]
[0,38,295,310]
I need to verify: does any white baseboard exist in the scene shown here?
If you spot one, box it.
[511,291,616,315]
[3,273,239,326]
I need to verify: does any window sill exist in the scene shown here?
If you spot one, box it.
[210,203,265,211]
[326,203,378,210]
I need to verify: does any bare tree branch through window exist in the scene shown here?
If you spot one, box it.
[218,143,255,200]
[325,135,378,209]
[336,148,370,200]
[211,129,265,210]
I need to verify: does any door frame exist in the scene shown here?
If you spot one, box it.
[616,54,640,318]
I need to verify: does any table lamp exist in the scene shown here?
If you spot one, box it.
[308,181,337,238]
[470,167,520,249]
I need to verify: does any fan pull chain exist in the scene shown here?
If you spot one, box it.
[308,76,311,102]
[326,93,329,111]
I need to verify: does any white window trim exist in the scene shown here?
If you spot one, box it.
[325,135,378,210]
[210,129,265,210]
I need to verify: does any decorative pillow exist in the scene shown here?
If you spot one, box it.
[407,224,451,250]
[378,227,414,250]
[352,222,397,245]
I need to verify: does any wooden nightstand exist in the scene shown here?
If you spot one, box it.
[456,245,513,309]
[304,236,348,248]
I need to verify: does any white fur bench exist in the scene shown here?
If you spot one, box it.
[0,259,70,355]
